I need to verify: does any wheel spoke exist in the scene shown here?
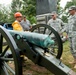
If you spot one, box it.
[3,62,15,75]
[38,27,40,33]
[0,57,13,61]
[3,42,7,46]
[43,28,47,34]
[1,46,9,56]
[1,65,9,75]
[0,34,3,53]
[49,31,52,35]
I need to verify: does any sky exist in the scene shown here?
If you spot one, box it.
[0,0,12,5]
[0,0,71,8]
[60,0,71,8]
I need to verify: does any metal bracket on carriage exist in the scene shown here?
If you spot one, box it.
[41,48,50,57]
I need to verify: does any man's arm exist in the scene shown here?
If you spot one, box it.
[47,20,51,25]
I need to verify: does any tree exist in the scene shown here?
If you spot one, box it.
[0,4,9,23]
[21,0,36,24]
[8,0,24,23]
[61,0,76,23]
[65,0,76,10]
[11,0,23,12]
[57,0,67,22]
[9,0,36,24]
[57,0,63,14]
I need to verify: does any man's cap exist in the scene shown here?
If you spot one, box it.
[51,11,57,15]
[14,12,22,18]
[69,6,76,11]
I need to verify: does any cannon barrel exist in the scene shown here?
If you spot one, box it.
[8,30,54,48]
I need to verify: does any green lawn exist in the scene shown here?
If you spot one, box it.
[62,41,76,72]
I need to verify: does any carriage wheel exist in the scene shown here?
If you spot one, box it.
[30,24,63,59]
[0,26,22,75]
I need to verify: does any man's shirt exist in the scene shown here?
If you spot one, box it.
[12,20,23,31]
[47,18,64,33]
[20,20,31,31]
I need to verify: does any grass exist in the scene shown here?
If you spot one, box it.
[62,41,76,72]
[61,33,76,71]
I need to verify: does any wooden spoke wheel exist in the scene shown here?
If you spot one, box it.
[30,24,63,59]
[0,26,22,75]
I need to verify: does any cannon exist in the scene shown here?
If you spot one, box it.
[0,24,76,75]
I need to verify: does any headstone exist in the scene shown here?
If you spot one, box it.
[36,0,57,15]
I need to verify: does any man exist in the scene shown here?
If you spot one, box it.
[20,16,32,31]
[66,6,76,68]
[12,12,23,31]
[47,11,67,42]
[47,11,64,34]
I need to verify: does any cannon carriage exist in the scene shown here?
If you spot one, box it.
[0,24,76,75]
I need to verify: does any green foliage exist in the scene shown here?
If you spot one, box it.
[11,0,23,12]
[61,0,76,23]
[10,0,36,24]
[65,0,76,10]
[57,0,67,23]
[0,5,9,23]
[8,0,24,23]
[8,13,15,23]
[0,0,36,24]
[61,15,68,23]
[21,0,36,24]
[57,0,61,13]
[27,16,37,24]
[57,0,76,23]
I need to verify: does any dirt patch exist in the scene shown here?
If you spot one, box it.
[22,59,53,75]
